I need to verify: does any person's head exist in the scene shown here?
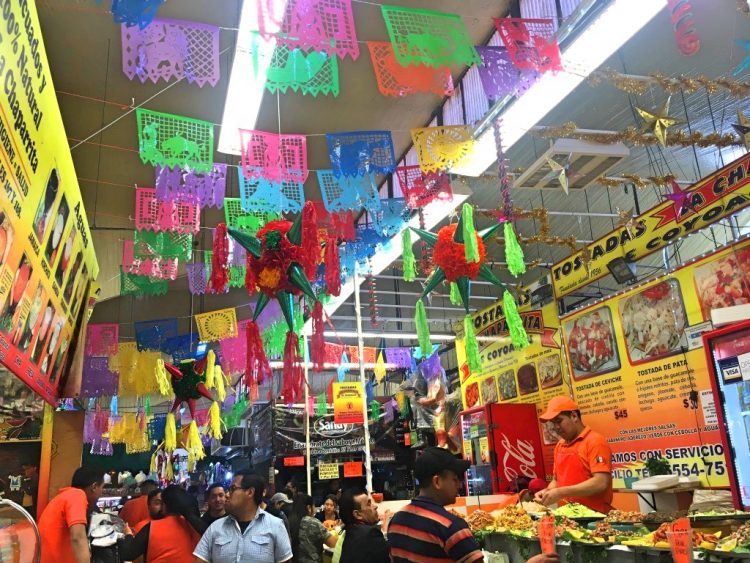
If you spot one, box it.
[414,447,470,506]
[147,489,163,520]
[292,493,315,519]
[227,471,265,517]
[340,489,379,527]
[21,462,38,478]
[285,480,298,497]
[539,396,583,442]
[140,479,158,495]
[161,484,199,518]
[71,466,104,506]
[269,492,292,511]
[322,494,338,517]
[206,483,227,515]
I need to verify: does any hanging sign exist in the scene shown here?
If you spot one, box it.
[343,461,363,478]
[0,0,99,404]
[669,518,694,563]
[318,462,340,480]
[332,382,364,424]
[551,153,750,298]
[283,456,305,467]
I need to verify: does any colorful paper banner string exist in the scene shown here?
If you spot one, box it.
[381,5,480,68]
[475,46,540,100]
[257,0,359,60]
[148,414,166,442]
[385,347,413,369]
[366,41,454,97]
[494,18,563,74]
[370,198,408,237]
[135,187,200,234]
[99,0,164,30]
[203,250,247,290]
[81,357,119,397]
[255,38,340,97]
[120,268,168,296]
[395,165,453,209]
[136,108,214,173]
[162,333,199,362]
[194,308,238,342]
[155,164,227,208]
[108,342,161,396]
[239,129,308,183]
[122,240,179,280]
[85,323,119,357]
[237,175,306,214]
[312,203,356,241]
[133,230,193,261]
[317,170,382,213]
[134,317,178,352]
[186,262,208,295]
[410,126,475,173]
[325,131,396,178]
[121,18,220,86]
[224,198,281,234]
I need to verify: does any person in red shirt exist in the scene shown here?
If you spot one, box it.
[133,489,163,534]
[119,479,159,528]
[535,396,614,514]
[38,466,103,563]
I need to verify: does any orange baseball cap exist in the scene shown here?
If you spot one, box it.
[539,396,579,421]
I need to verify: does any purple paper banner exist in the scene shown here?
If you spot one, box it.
[476,45,540,100]
[155,164,227,208]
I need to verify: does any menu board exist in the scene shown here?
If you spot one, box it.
[456,298,568,479]
[561,239,750,488]
[0,0,98,404]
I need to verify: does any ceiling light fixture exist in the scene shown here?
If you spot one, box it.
[218,0,288,155]
[451,0,668,176]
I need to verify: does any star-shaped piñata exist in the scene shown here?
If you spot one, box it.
[732,109,750,151]
[636,97,681,147]
[662,179,693,219]
[544,156,570,195]
[410,203,528,377]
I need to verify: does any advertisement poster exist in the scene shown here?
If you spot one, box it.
[456,297,569,479]
[551,153,750,298]
[0,1,98,404]
[273,405,397,461]
[560,240,750,487]
[332,382,364,424]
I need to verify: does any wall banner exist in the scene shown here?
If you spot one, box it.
[551,153,750,298]
[561,239,750,487]
[332,382,364,424]
[456,298,570,479]
[0,0,98,404]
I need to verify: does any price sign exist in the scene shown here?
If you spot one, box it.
[318,462,340,480]
[669,518,694,563]
[343,461,363,477]
[614,409,628,420]
[538,515,556,554]
[283,456,305,467]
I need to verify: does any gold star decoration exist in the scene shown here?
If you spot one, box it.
[544,156,569,195]
[636,97,681,147]
[616,207,638,237]
[732,109,750,151]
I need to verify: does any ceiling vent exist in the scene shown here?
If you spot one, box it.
[513,138,630,191]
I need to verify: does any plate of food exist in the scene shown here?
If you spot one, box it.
[553,503,606,523]
[497,370,517,400]
[538,354,563,389]
[604,510,646,524]
[465,382,480,408]
[714,522,750,555]
[689,509,750,522]
[619,280,687,363]
[517,363,539,395]
[694,250,750,320]
[492,506,536,535]
[565,307,620,379]
[480,376,499,405]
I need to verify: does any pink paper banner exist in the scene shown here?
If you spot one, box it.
[239,129,308,184]
[135,187,201,234]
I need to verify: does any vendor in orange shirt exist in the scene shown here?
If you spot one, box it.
[534,396,614,514]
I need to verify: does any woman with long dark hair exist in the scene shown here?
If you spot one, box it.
[119,485,207,562]
[288,493,337,563]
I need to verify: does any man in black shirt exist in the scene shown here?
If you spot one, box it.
[201,483,227,526]
[338,488,390,563]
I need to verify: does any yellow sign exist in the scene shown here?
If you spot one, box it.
[560,240,749,488]
[332,382,364,424]
[551,153,750,298]
[318,462,340,480]
[456,299,567,479]
[0,0,98,404]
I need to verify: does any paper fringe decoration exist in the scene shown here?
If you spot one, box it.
[464,314,482,375]
[205,401,224,439]
[110,395,118,415]
[185,420,205,465]
[209,223,230,293]
[449,282,461,306]
[504,222,526,277]
[301,202,320,279]
[144,396,152,416]
[415,300,432,356]
[215,364,226,402]
[401,228,416,282]
[370,400,381,420]
[154,359,173,395]
[311,301,325,373]
[282,331,304,402]
[165,412,177,452]
[204,349,216,389]
[503,290,528,349]
[462,204,480,263]
[246,319,272,386]
[324,237,341,297]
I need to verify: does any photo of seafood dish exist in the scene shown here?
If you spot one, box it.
[543,421,560,445]
[516,363,539,395]
[619,280,687,363]
[565,307,620,379]
[538,354,563,389]
[497,370,517,400]
[465,382,479,408]
[694,249,750,320]
[480,376,498,404]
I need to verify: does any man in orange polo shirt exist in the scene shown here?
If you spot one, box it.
[534,396,614,514]
[119,479,159,528]
[38,466,103,563]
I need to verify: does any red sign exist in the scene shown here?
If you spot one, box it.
[283,456,305,467]
[538,515,556,554]
[343,461,363,478]
[669,518,694,563]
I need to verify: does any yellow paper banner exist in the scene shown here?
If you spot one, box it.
[195,308,238,342]
[410,125,475,173]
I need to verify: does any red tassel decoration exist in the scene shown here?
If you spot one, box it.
[246,319,272,386]
[282,331,304,403]
[245,254,257,294]
[209,223,229,293]
[324,235,341,297]
[311,300,325,373]
[326,376,334,404]
[301,202,320,279]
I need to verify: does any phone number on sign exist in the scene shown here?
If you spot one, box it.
[670,460,726,477]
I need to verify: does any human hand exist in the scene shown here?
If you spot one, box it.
[527,553,559,563]
[537,488,564,506]
[123,523,133,536]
